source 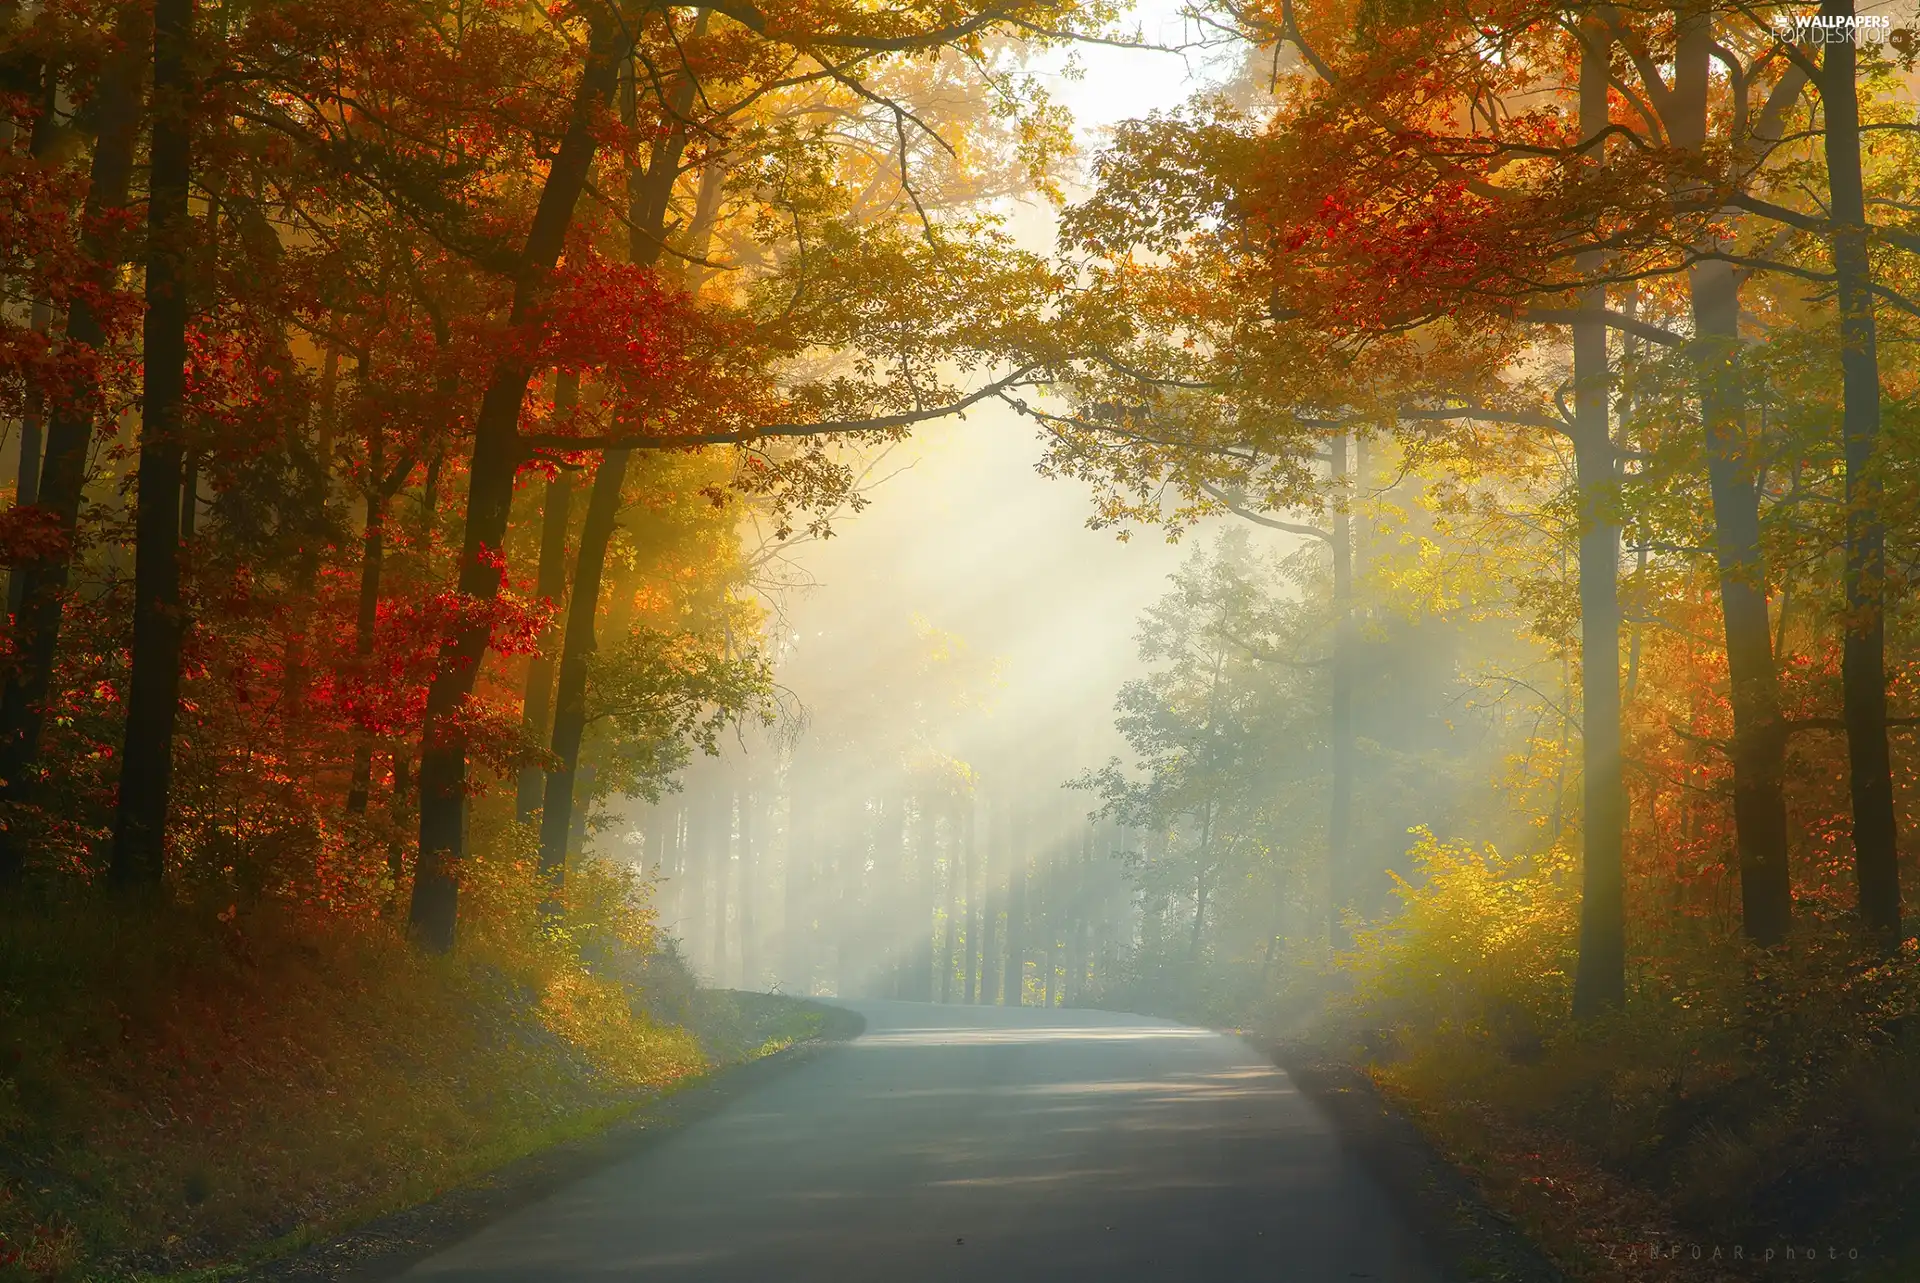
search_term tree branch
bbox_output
[1196,480,1332,541]
[1523,306,1686,346]
[518,368,1040,453]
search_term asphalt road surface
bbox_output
[400,1001,1444,1282]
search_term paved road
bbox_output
[402,1001,1443,1282]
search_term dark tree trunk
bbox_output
[1689,261,1790,946]
[9,66,59,620]
[516,379,578,823]
[1569,416,1625,1016]
[0,3,146,883]
[5,65,56,618]
[409,28,623,951]
[513,17,701,924]
[535,448,631,899]
[110,0,196,890]
[1570,25,1627,1017]
[1671,16,1791,948]
[8,299,49,619]
[1823,0,1901,948]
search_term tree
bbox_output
[1820,0,1901,946]
[110,0,196,889]
[1078,530,1300,962]
[0,0,146,883]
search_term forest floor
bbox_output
[0,901,837,1283]
[1270,1012,1920,1283]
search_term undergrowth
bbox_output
[1325,828,1920,1282]
[0,832,777,1282]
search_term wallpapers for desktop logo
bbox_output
[1775,9,1919,54]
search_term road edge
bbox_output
[231,1002,866,1283]
[1266,1040,1567,1283]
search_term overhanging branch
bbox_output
[1196,480,1332,542]
[517,368,1040,453]
[1523,307,1685,347]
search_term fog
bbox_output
[615,401,1259,997]
[594,14,1524,1004]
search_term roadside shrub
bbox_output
[1341,826,1578,1059]
[1320,820,1920,1279]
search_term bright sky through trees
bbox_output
[734,0,1249,870]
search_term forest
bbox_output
[2,0,1919,1279]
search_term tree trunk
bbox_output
[646,799,672,878]
[178,453,199,540]
[109,0,195,890]
[0,2,146,882]
[1003,801,1026,1007]
[783,770,811,994]
[1190,871,1210,962]
[679,772,707,960]
[911,793,935,1001]
[1069,823,1090,1005]
[281,342,337,722]
[345,471,389,815]
[508,16,702,925]
[962,796,978,1004]
[1691,260,1791,947]
[1570,24,1627,1017]
[5,71,56,610]
[1327,431,1353,949]
[739,782,758,989]
[941,800,957,1003]
[980,791,1000,1004]
[516,377,578,823]
[409,28,623,951]
[535,447,631,899]
[1823,0,1901,948]
[1043,835,1060,1006]
[387,745,412,874]
[8,299,49,618]
[1673,15,1791,948]
[1569,424,1625,1016]
[711,781,731,984]
[665,796,689,933]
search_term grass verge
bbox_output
[0,889,840,1283]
